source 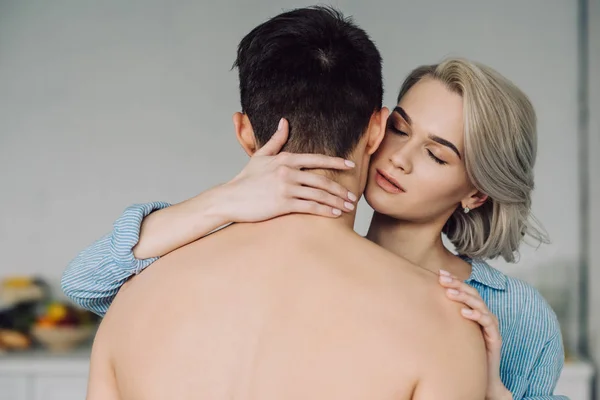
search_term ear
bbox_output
[365,107,390,155]
[461,189,488,211]
[233,112,257,156]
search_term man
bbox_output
[87,7,487,399]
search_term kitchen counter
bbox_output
[0,345,91,400]
[0,345,91,374]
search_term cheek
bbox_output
[371,133,397,160]
[412,166,470,208]
[370,144,388,164]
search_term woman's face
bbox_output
[365,77,476,224]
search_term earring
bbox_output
[463,206,470,214]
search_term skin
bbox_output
[86,109,488,400]
[365,78,510,399]
[83,77,519,399]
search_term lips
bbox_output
[375,169,405,194]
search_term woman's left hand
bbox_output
[438,270,513,400]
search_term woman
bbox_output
[62,58,566,400]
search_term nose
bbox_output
[389,141,413,174]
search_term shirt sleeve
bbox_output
[519,330,569,400]
[61,201,171,317]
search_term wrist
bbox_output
[188,183,235,228]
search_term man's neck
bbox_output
[261,210,357,234]
[297,169,362,231]
[232,167,362,234]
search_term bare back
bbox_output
[88,217,487,400]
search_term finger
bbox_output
[290,186,354,212]
[438,275,479,296]
[292,169,357,202]
[255,118,288,156]
[446,290,489,314]
[460,309,502,340]
[451,280,480,297]
[439,269,471,288]
[289,199,342,218]
[280,152,355,171]
[478,313,500,334]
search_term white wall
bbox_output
[0,0,580,338]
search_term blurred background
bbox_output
[0,0,598,399]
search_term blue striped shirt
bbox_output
[61,202,568,400]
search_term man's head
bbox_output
[232,6,387,167]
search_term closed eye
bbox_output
[427,150,447,165]
[387,119,447,165]
[387,122,407,136]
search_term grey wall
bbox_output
[0,0,582,344]
[587,0,600,396]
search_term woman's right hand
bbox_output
[133,118,357,260]
[222,118,358,222]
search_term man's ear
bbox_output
[233,112,258,156]
[365,107,389,155]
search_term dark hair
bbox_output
[233,6,383,158]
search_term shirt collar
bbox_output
[460,255,508,291]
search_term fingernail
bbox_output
[345,160,355,168]
[461,308,473,316]
[278,118,284,130]
[439,269,451,276]
[344,202,354,211]
[348,192,357,202]
[332,208,342,216]
[439,276,453,283]
[447,289,459,296]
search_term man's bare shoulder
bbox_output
[410,291,488,399]
[336,235,442,295]
[339,238,488,398]
[412,318,487,399]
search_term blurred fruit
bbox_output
[0,329,31,350]
[2,277,33,289]
[77,310,92,325]
[31,325,95,352]
[33,301,100,332]
[47,303,68,322]
[36,316,56,328]
[1,276,45,306]
[56,314,78,327]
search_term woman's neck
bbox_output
[365,212,471,279]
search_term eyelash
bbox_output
[427,150,447,165]
[387,123,448,166]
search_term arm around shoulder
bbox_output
[61,202,171,316]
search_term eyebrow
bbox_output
[393,106,462,159]
[394,106,412,125]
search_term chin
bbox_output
[364,181,424,222]
[364,182,399,216]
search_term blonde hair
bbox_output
[397,58,549,262]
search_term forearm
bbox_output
[61,234,124,316]
[62,202,171,316]
[133,184,233,259]
[515,323,566,400]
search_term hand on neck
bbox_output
[276,168,362,231]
